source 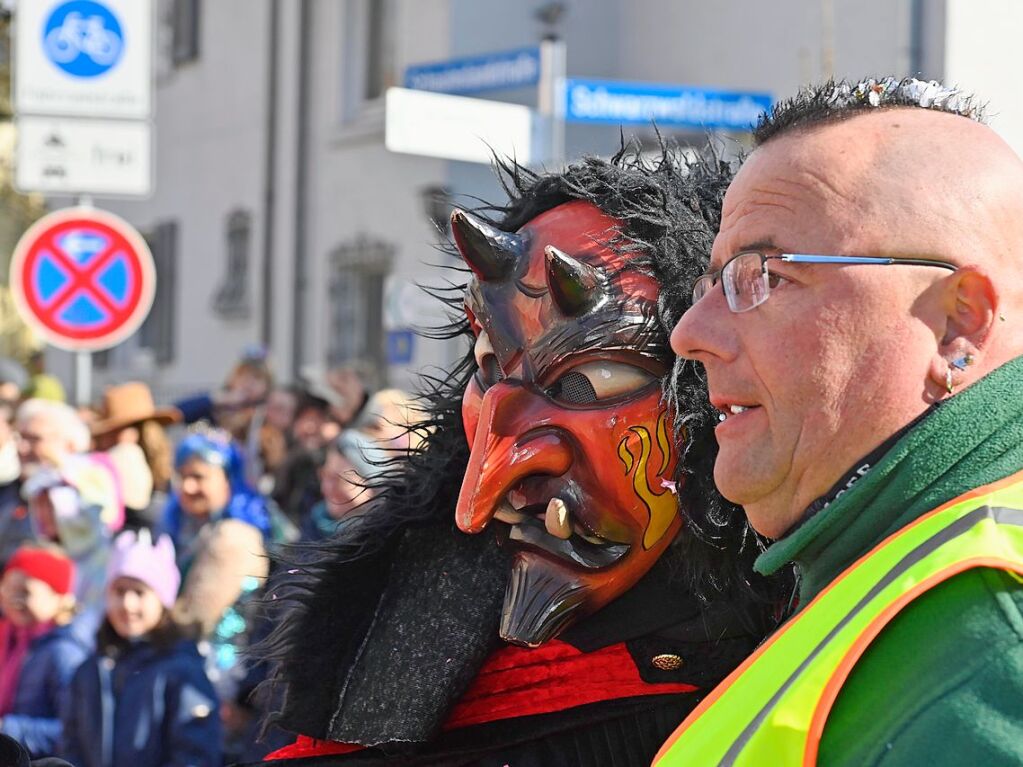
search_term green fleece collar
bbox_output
[755,354,1023,606]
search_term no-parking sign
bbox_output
[10,207,156,351]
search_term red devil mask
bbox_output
[452,200,683,647]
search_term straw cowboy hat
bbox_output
[90,382,181,437]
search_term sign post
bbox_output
[12,0,155,402]
[538,38,566,166]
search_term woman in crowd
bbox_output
[61,530,220,767]
[0,545,90,759]
[162,428,275,572]
[22,460,114,633]
[300,431,383,543]
[259,386,300,485]
[175,348,276,488]
[16,399,122,534]
[177,518,270,762]
[90,382,181,534]
[0,398,28,570]
[351,388,426,453]
[272,390,335,525]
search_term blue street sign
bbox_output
[404,46,541,96]
[563,78,772,132]
[43,1,124,78]
[386,330,415,365]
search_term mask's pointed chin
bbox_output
[498,554,589,647]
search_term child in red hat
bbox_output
[0,545,91,759]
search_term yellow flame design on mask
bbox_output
[617,411,676,550]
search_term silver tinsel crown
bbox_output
[827,77,984,121]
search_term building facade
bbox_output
[45,0,995,400]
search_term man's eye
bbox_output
[545,361,657,405]
[766,270,791,289]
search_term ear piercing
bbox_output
[951,353,974,371]
[946,353,974,394]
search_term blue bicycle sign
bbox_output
[42,1,124,78]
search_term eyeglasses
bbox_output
[692,252,958,313]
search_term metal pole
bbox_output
[538,37,566,167]
[73,193,92,405]
[74,350,91,406]
[261,0,280,349]
[290,0,311,378]
[820,0,835,78]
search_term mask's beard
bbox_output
[499,555,588,647]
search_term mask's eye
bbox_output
[476,354,503,391]
[545,361,657,405]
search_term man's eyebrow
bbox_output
[735,239,779,254]
[709,239,780,270]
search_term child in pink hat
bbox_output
[60,531,222,767]
[106,530,180,613]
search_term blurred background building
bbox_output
[0,0,1017,398]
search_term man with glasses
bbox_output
[656,77,1023,766]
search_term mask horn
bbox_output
[544,245,607,316]
[450,209,523,281]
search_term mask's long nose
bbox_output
[456,382,572,534]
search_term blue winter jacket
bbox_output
[61,639,221,767]
[1,623,91,757]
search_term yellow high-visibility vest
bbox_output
[654,470,1023,767]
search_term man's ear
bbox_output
[940,269,997,347]
[928,269,997,391]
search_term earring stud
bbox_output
[951,353,974,371]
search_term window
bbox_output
[363,0,395,102]
[140,221,178,365]
[171,0,200,66]
[341,0,397,122]
[212,209,251,319]
[328,236,394,379]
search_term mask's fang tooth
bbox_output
[544,497,572,540]
[495,500,527,524]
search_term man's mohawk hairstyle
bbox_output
[754,76,985,146]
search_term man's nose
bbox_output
[669,288,736,363]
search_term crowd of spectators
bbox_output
[0,348,425,766]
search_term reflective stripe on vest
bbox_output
[653,469,1023,767]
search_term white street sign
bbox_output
[14,0,153,119]
[15,116,151,196]
[385,87,538,165]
